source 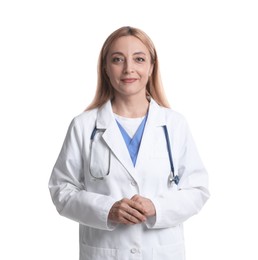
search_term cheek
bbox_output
[106,68,121,88]
[107,66,120,79]
[140,66,152,79]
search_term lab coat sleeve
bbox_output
[48,118,117,231]
[146,118,210,229]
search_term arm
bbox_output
[48,118,116,230]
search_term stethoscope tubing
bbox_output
[162,125,180,185]
[89,125,180,185]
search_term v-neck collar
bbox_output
[116,114,148,166]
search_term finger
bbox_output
[131,194,141,202]
[127,199,143,210]
[130,195,145,208]
[116,208,143,225]
[126,207,146,222]
[109,200,145,224]
[127,199,145,213]
[130,195,156,216]
[123,211,143,224]
[119,198,145,215]
[119,200,146,222]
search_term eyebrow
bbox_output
[110,51,147,56]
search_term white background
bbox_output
[1,0,257,259]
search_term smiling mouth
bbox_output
[121,78,137,83]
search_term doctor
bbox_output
[49,26,210,260]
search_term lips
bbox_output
[121,78,137,83]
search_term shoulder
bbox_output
[165,109,190,138]
[156,106,193,148]
[154,101,188,128]
[149,99,189,132]
[162,106,186,121]
[68,107,99,134]
[74,107,98,122]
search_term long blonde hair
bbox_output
[86,26,170,110]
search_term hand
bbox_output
[131,195,156,217]
[108,198,147,225]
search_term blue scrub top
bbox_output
[116,115,148,166]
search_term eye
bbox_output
[112,57,124,63]
[135,57,145,62]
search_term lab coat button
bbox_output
[130,248,137,254]
[131,181,137,186]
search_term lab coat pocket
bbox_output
[80,243,118,260]
[89,131,110,179]
[153,243,185,260]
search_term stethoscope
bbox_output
[89,125,180,185]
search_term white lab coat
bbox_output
[49,99,209,260]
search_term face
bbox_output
[105,36,153,98]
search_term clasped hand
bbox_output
[108,195,156,225]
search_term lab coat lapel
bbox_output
[135,99,166,168]
[96,101,136,178]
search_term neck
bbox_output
[112,94,150,118]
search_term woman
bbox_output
[49,26,210,260]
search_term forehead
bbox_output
[108,35,149,54]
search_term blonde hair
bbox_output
[86,26,170,110]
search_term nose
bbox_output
[123,59,134,74]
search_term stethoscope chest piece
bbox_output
[169,174,180,186]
